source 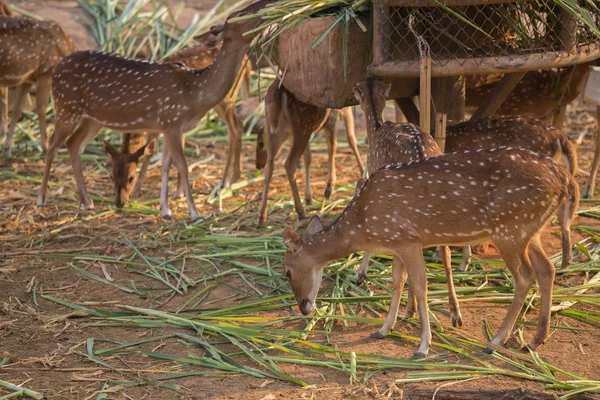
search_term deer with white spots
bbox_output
[256,79,365,228]
[37,0,271,221]
[283,147,579,358]
[0,15,76,156]
[103,27,253,207]
[0,0,14,141]
[352,78,464,327]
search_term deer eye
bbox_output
[285,270,292,281]
[128,175,135,183]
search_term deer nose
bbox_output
[115,199,124,208]
[299,299,314,315]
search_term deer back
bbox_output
[0,17,76,85]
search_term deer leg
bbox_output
[36,75,51,153]
[0,87,7,136]
[131,133,159,197]
[582,105,600,199]
[284,132,311,220]
[458,245,472,271]
[557,201,574,268]
[163,131,200,221]
[405,282,417,320]
[398,243,431,358]
[371,255,407,339]
[66,119,103,211]
[355,251,370,285]
[340,107,365,176]
[3,82,32,157]
[159,142,173,219]
[303,145,313,205]
[257,128,286,228]
[174,134,186,199]
[37,119,77,207]
[439,245,463,327]
[483,240,535,353]
[527,235,555,350]
[323,118,337,200]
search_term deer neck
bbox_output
[191,36,248,106]
[301,214,362,266]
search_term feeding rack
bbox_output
[370,0,600,77]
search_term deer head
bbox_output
[352,78,391,129]
[282,216,327,315]
[104,139,156,208]
[222,0,272,43]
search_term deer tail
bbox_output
[559,172,580,268]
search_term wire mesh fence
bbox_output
[373,0,600,74]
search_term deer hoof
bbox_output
[482,347,495,355]
[370,331,387,340]
[324,187,332,200]
[3,148,11,157]
[451,313,463,328]
[162,214,173,221]
[355,273,366,286]
[173,192,184,200]
[411,352,427,360]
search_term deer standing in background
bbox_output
[353,78,463,327]
[0,15,76,156]
[103,27,252,206]
[37,0,271,221]
[283,147,578,358]
[0,0,14,139]
[256,80,366,228]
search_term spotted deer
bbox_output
[257,80,366,228]
[0,15,76,156]
[283,147,578,358]
[353,78,464,327]
[0,0,14,139]
[37,0,271,221]
[103,27,252,206]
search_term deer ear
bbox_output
[103,139,119,159]
[305,216,323,237]
[384,83,392,98]
[352,86,364,102]
[355,178,366,194]
[283,228,302,253]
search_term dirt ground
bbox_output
[1,1,600,400]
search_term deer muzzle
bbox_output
[299,298,314,315]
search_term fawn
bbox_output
[353,78,464,327]
[37,0,270,221]
[283,147,579,358]
[103,27,252,206]
[256,79,366,228]
[0,15,76,156]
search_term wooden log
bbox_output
[471,72,525,120]
[394,102,407,123]
[434,113,447,153]
[419,57,432,134]
[277,16,418,109]
[403,387,599,400]
[583,66,600,104]
[369,48,600,78]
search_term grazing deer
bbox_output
[104,28,252,206]
[283,147,579,358]
[0,16,76,156]
[257,80,366,228]
[353,78,463,327]
[37,0,271,221]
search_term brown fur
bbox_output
[37,0,272,221]
[0,16,76,155]
[256,80,365,227]
[283,147,578,357]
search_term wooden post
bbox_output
[394,102,407,123]
[372,1,390,67]
[434,113,447,153]
[471,72,525,120]
[419,57,432,134]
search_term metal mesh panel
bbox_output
[378,0,600,68]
